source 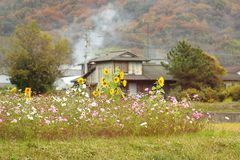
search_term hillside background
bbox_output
[0,0,240,67]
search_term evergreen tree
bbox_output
[161,40,226,90]
[5,20,73,93]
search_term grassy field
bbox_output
[1,81,240,159]
[1,123,240,160]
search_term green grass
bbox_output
[1,124,240,160]
[1,84,240,159]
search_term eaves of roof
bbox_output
[143,63,173,80]
[70,67,96,82]
[222,73,240,81]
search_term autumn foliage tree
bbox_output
[161,40,227,90]
[5,20,73,93]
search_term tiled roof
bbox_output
[222,65,240,81]
[90,50,149,62]
[143,63,173,80]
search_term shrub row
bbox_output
[169,85,240,102]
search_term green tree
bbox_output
[161,40,226,90]
[5,20,73,93]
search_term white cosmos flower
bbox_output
[225,117,230,120]
[82,84,87,88]
[91,102,97,106]
[140,122,147,126]
[85,93,89,98]
[62,97,67,101]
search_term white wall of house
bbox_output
[0,74,15,88]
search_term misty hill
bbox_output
[0,0,240,66]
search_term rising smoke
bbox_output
[72,3,133,64]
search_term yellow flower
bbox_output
[25,88,31,95]
[77,78,85,84]
[121,94,125,98]
[114,76,120,83]
[101,77,105,82]
[119,72,124,80]
[110,88,115,95]
[10,87,17,94]
[103,68,109,75]
[92,90,99,97]
[158,77,164,87]
[95,87,99,91]
[101,80,108,87]
[115,90,120,95]
[122,80,127,87]
[27,94,31,99]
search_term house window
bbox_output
[115,62,128,73]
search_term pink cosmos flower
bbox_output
[12,119,17,123]
[99,118,103,122]
[144,88,149,91]
[90,123,94,126]
[25,123,29,126]
[45,120,51,124]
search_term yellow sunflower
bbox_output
[110,88,115,95]
[92,90,99,97]
[122,80,127,87]
[77,78,85,84]
[114,76,120,83]
[95,87,99,91]
[103,68,109,75]
[10,87,17,94]
[101,80,108,87]
[115,90,120,95]
[158,77,164,87]
[25,88,31,95]
[119,72,124,80]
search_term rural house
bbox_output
[0,73,15,88]
[72,50,175,95]
[222,65,240,87]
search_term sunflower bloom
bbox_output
[10,87,17,94]
[119,72,124,80]
[158,77,164,87]
[95,87,99,91]
[77,78,85,84]
[114,76,120,83]
[92,90,99,97]
[122,80,127,87]
[103,68,109,75]
[115,90,120,95]
[102,80,108,87]
[25,88,31,95]
[110,88,115,95]
[27,94,31,99]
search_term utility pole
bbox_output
[83,26,92,74]
[144,21,154,58]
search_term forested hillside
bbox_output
[0,0,240,66]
